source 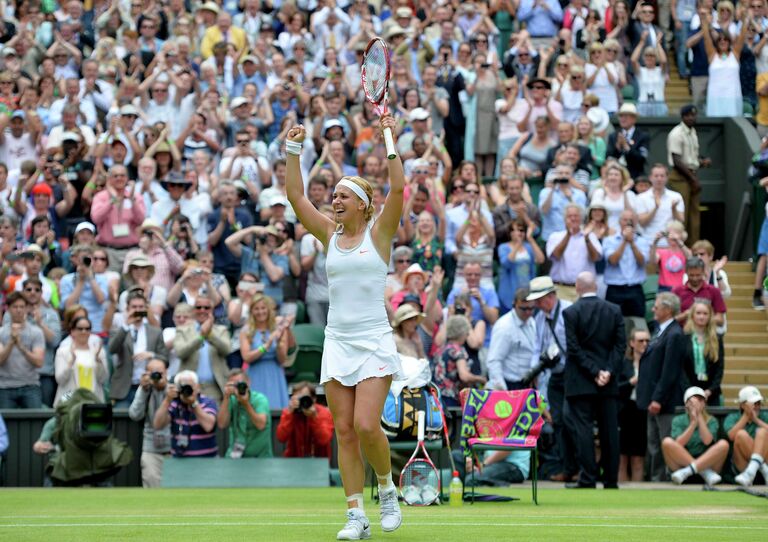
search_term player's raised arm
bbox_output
[285,125,335,246]
[372,115,404,250]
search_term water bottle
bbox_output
[449,470,463,507]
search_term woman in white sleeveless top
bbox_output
[702,10,749,117]
[631,41,668,117]
[286,116,404,539]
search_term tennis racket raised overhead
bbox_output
[399,410,440,506]
[361,37,397,159]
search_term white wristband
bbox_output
[285,140,302,156]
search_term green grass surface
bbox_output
[0,487,765,542]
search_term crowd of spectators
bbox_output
[0,0,766,488]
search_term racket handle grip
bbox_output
[383,127,397,160]
[417,410,425,442]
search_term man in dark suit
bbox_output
[606,103,649,179]
[636,292,687,481]
[562,272,626,488]
[109,291,169,408]
[628,2,668,54]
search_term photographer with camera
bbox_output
[276,382,334,459]
[128,358,172,487]
[153,370,219,458]
[109,291,169,408]
[122,219,185,293]
[217,369,272,458]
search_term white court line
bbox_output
[0,521,766,530]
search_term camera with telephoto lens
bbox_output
[236,382,249,395]
[554,177,570,184]
[82,256,92,267]
[522,345,561,386]
[179,384,194,398]
[455,305,466,315]
[150,371,162,382]
[296,395,314,412]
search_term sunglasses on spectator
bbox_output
[531,85,546,90]
[453,184,465,192]
[476,39,488,44]
[75,326,92,331]
[237,139,250,145]
[195,305,212,310]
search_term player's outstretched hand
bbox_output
[287,125,306,143]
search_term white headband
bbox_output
[335,178,370,207]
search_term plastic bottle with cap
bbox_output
[449,470,463,506]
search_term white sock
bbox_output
[746,454,764,475]
[377,472,395,492]
[346,493,364,511]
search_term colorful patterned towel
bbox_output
[459,388,545,455]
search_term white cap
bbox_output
[74,222,96,235]
[683,386,706,404]
[409,108,430,122]
[230,97,249,110]
[323,119,344,134]
[738,386,764,404]
[120,104,140,116]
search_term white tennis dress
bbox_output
[321,226,402,386]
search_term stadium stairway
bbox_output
[721,261,768,404]
[665,55,692,113]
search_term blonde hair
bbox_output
[247,293,277,339]
[691,240,715,258]
[684,301,721,362]
[337,175,375,223]
[666,220,688,241]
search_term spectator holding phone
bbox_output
[109,291,169,408]
[123,219,185,293]
[128,358,172,487]
[217,369,272,459]
[60,245,110,335]
[276,382,334,458]
[153,370,219,458]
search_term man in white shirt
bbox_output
[546,203,603,301]
[636,164,685,240]
[48,78,98,130]
[486,288,539,391]
[0,110,40,173]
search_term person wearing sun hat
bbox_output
[725,386,768,486]
[391,303,426,359]
[662,386,729,486]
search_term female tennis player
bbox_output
[286,115,404,540]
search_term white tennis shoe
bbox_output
[337,508,371,540]
[378,486,402,531]
[401,484,422,505]
[420,485,439,505]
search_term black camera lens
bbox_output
[236,382,249,395]
[150,371,162,381]
[179,384,194,397]
[555,178,570,183]
[455,305,466,315]
[82,256,92,267]
[298,395,314,411]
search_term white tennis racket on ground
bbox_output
[361,37,397,159]
[399,411,440,506]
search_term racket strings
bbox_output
[362,43,388,102]
[401,459,439,489]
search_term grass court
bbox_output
[0,485,765,542]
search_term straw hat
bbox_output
[391,304,425,328]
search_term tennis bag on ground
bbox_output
[381,385,443,440]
